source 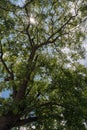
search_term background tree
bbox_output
[0,0,87,129]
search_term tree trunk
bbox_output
[0,115,18,130]
[0,125,11,130]
[0,117,11,130]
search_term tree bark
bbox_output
[0,115,38,130]
[0,116,12,130]
[0,114,18,130]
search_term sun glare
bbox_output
[30,17,36,24]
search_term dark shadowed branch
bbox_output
[15,117,38,127]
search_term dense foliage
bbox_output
[0,0,87,129]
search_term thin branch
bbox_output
[37,15,77,49]
[38,101,64,108]
[0,43,17,98]
[0,44,12,76]
[25,24,33,48]
[0,5,11,12]
[37,32,69,48]
[24,3,34,48]
[23,0,34,8]
[0,1,18,12]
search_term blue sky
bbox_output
[10,0,25,7]
[1,90,10,98]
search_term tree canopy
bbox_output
[0,0,87,129]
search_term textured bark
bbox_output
[0,114,19,130]
[0,116,12,130]
[0,114,38,129]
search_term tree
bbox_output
[0,0,87,129]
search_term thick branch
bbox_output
[15,117,38,127]
[15,47,37,101]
